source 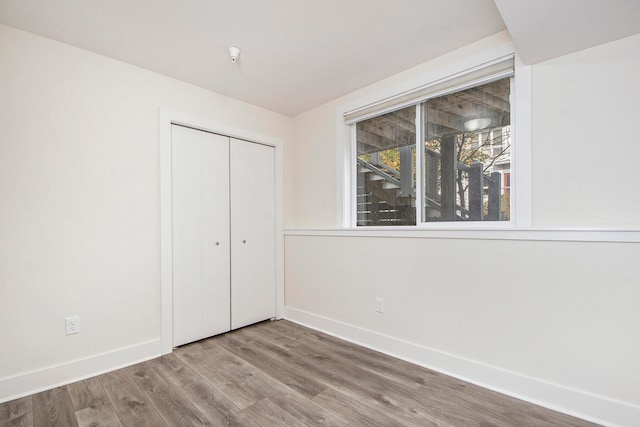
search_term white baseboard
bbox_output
[285,307,640,427]
[0,339,161,403]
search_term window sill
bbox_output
[283,227,640,243]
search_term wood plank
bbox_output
[174,340,265,409]
[153,353,261,427]
[266,320,435,389]
[312,388,408,427]
[32,387,78,427]
[182,334,345,425]
[242,324,424,426]
[216,331,328,400]
[274,322,520,425]
[238,369,348,427]
[232,326,444,426]
[244,398,307,427]
[274,319,452,388]
[0,396,33,427]
[127,361,213,426]
[177,339,262,385]
[241,321,304,351]
[99,368,167,427]
[67,377,122,427]
[223,325,328,384]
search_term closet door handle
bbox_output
[242,239,247,244]
[215,241,220,246]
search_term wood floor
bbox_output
[1,320,599,427]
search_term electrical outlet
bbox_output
[375,297,384,313]
[66,316,79,335]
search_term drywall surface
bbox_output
[291,103,340,226]
[532,33,640,227]
[0,24,292,399]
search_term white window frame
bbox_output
[337,52,531,230]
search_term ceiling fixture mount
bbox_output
[229,46,240,64]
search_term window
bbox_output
[422,78,511,222]
[356,105,416,225]
[347,57,514,227]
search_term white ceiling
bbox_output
[1,1,638,116]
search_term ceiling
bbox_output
[1,0,639,116]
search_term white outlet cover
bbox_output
[66,316,80,335]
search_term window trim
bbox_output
[337,52,531,230]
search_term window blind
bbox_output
[343,55,514,125]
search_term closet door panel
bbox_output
[172,126,202,346]
[172,125,230,347]
[230,138,275,329]
[201,133,231,338]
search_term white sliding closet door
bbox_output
[172,125,230,347]
[230,138,276,329]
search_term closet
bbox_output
[171,124,275,347]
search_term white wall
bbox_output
[286,33,640,426]
[532,33,640,226]
[0,24,293,400]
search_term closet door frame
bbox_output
[159,109,285,355]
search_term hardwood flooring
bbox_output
[0,320,600,426]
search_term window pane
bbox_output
[422,78,511,222]
[356,106,416,226]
